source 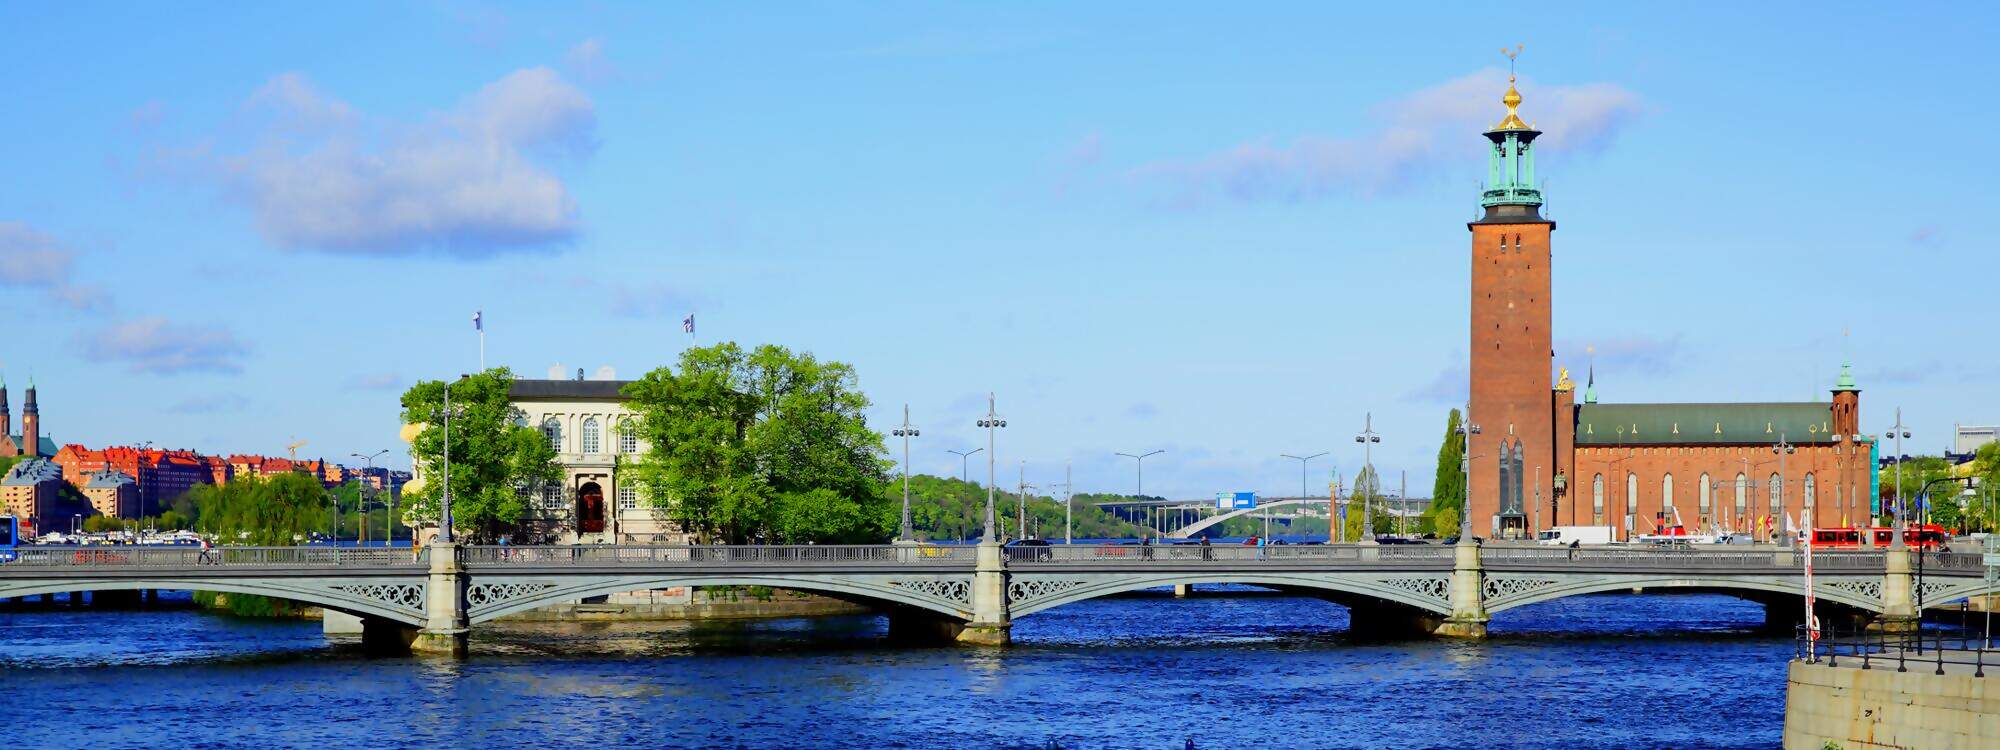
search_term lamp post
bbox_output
[1456,411,1482,541]
[1774,434,1797,545]
[1115,449,1163,532]
[1280,451,1327,541]
[1885,409,1911,549]
[892,405,920,542]
[430,375,468,544]
[946,447,983,542]
[1355,413,1382,543]
[1016,463,1036,543]
[976,394,1006,544]
[351,449,388,547]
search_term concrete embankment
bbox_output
[324,587,871,634]
[1783,657,1999,749]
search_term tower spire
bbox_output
[1480,45,1542,213]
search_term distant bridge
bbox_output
[2,543,1989,653]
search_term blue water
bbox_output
[1,590,1790,749]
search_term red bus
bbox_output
[1808,528,1864,548]
[1867,525,1951,551]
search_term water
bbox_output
[2,590,1790,749]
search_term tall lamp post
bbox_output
[892,405,920,542]
[1280,451,1328,541]
[1355,413,1382,543]
[351,449,388,547]
[1885,410,1911,548]
[946,447,984,542]
[430,375,468,544]
[1115,449,1164,532]
[975,394,1006,544]
[1456,411,1482,541]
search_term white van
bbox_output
[1535,526,1615,546]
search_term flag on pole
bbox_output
[682,314,695,334]
[473,310,483,331]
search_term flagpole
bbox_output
[474,309,486,371]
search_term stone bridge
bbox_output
[2,542,1991,654]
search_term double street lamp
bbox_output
[892,405,920,542]
[1115,449,1164,533]
[1280,452,1328,541]
[1885,409,1912,548]
[429,375,469,544]
[1355,413,1382,543]
[1456,411,1482,541]
[976,394,1006,544]
[351,449,389,547]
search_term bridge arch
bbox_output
[0,578,428,626]
[1480,575,1886,615]
[462,574,976,625]
[1006,573,1453,619]
[1169,499,1316,539]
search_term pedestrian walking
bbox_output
[1200,536,1212,561]
[1567,538,1580,561]
[197,536,215,565]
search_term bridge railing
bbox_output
[1006,543,1454,564]
[0,546,423,568]
[1479,546,1890,571]
[460,545,978,566]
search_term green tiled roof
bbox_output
[1575,403,1848,446]
[6,435,58,456]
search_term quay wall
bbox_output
[1783,659,1998,749]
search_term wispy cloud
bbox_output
[178,67,596,257]
[344,371,402,391]
[1132,69,1642,208]
[564,37,617,83]
[81,317,250,374]
[1405,360,1468,404]
[168,394,250,414]
[1556,335,1685,376]
[0,222,112,312]
[1910,225,1942,246]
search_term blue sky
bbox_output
[2,2,1995,497]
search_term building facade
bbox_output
[1,458,66,532]
[80,470,140,519]
[1463,76,1874,540]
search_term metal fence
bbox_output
[1482,546,1896,571]
[1005,543,1455,564]
[0,546,423,568]
[1797,625,2000,677]
[461,544,979,566]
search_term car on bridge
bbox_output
[1005,538,1053,561]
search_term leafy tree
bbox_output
[186,473,331,545]
[400,368,562,543]
[1428,409,1465,521]
[1433,507,1460,540]
[1875,455,1957,526]
[624,343,893,544]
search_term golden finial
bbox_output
[1494,44,1530,131]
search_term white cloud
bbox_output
[1133,69,1643,207]
[1405,360,1468,404]
[344,372,402,391]
[0,222,111,311]
[82,317,250,374]
[564,37,616,83]
[205,68,596,257]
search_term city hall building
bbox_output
[1464,76,1873,540]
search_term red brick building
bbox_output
[1464,76,1873,540]
[54,445,216,517]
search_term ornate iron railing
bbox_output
[0,546,424,568]
[460,544,978,566]
[1480,546,1897,571]
[1005,543,1454,564]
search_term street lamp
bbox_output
[892,405,920,542]
[352,449,388,547]
[1456,411,1482,541]
[1355,413,1382,543]
[1885,409,1911,549]
[1280,452,1328,541]
[975,394,1006,544]
[1115,449,1164,532]
[429,375,469,544]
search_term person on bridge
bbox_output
[197,536,215,565]
[1199,536,1211,561]
[1140,535,1154,560]
[1568,539,1580,561]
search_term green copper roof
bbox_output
[1575,403,1846,446]
[1833,361,1857,390]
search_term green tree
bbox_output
[400,368,562,542]
[623,343,893,544]
[1428,409,1465,523]
[186,473,331,545]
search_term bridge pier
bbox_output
[412,542,469,656]
[1434,538,1489,639]
[1874,545,1919,634]
[957,540,1011,646]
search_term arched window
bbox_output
[618,421,638,453]
[1699,473,1712,520]
[541,418,562,452]
[1768,472,1783,521]
[582,417,601,454]
[1592,474,1605,523]
[1803,473,1817,524]
[1626,473,1638,532]
[1662,474,1676,518]
[1735,473,1748,528]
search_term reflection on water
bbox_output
[2,589,1788,749]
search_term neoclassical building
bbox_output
[1463,74,1875,540]
[406,375,688,544]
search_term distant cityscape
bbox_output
[1,382,408,535]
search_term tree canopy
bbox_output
[185,473,330,545]
[399,368,562,542]
[1426,408,1465,533]
[622,343,894,544]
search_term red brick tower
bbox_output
[1467,72,1556,538]
[21,379,39,458]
